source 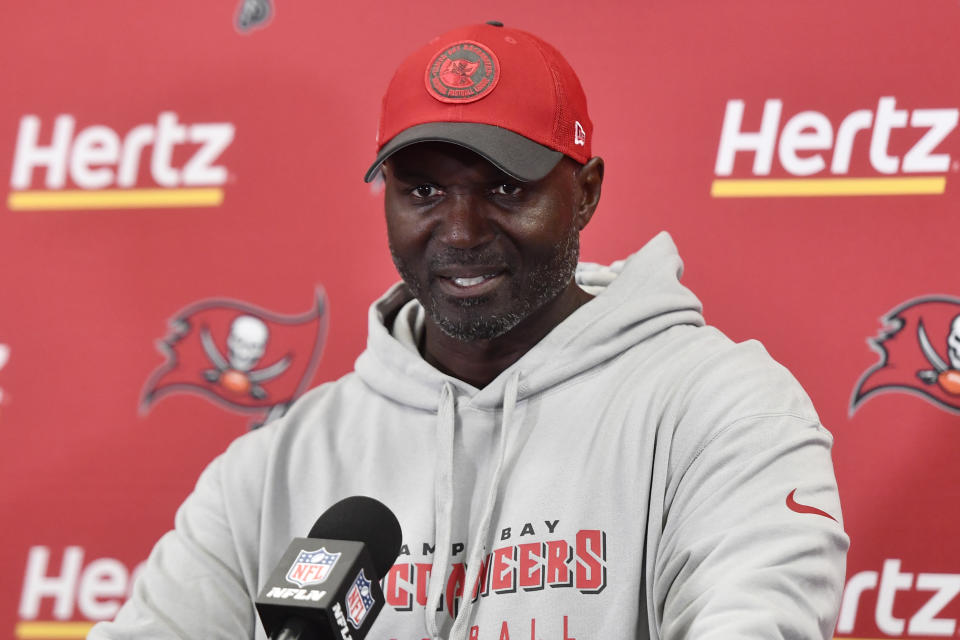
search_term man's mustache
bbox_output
[428,247,509,271]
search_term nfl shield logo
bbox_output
[346,569,376,629]
[285,548,341,587]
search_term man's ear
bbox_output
[575,156,604,231]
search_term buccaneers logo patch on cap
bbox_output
[425,40,499,103]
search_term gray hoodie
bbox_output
[90,231,848,639]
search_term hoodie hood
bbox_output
[355,231,704,408]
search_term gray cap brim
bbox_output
[363,122,563,183]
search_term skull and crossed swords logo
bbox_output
[916,314,960,396]
[200,315,291,399]
[852,297,960,415]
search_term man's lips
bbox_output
[433,268,506,296]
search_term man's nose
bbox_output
[435,195,495,249]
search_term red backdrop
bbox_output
[2,2,959,638]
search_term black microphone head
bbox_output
[307,496,402,577]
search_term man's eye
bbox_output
[412,185,440,198]
[492,184,522,196]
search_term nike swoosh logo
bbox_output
[786,489,837,522]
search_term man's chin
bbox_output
[426,297,524,342]
[433,314,523,342]
[435,291,494,309]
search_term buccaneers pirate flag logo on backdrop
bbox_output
[141,290,328,426]
[852,296,960,415]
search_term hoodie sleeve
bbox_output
[652,340,849,640]
[87,428,272,640]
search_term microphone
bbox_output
[255,496,403,640]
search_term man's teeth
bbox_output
[453,275,492,287]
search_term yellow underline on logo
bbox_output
[7,188,224,210]
[14,621,95,638]
[711,176,946,197]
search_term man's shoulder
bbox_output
[657,328,822,461]
[644,322,803,386]
[614,323,819,431]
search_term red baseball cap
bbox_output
[363,21,593,183]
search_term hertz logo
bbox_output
[712,97,958,197]
[8,112,235,210]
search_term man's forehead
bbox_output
[385,142,520,181]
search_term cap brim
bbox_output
[363,122,564,183]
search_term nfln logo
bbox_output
[712,97,958,198]
[7,112,235,211]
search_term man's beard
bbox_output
[391,229,581,342]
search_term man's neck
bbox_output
[421,284,593,388]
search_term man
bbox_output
[90,22,847,639]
